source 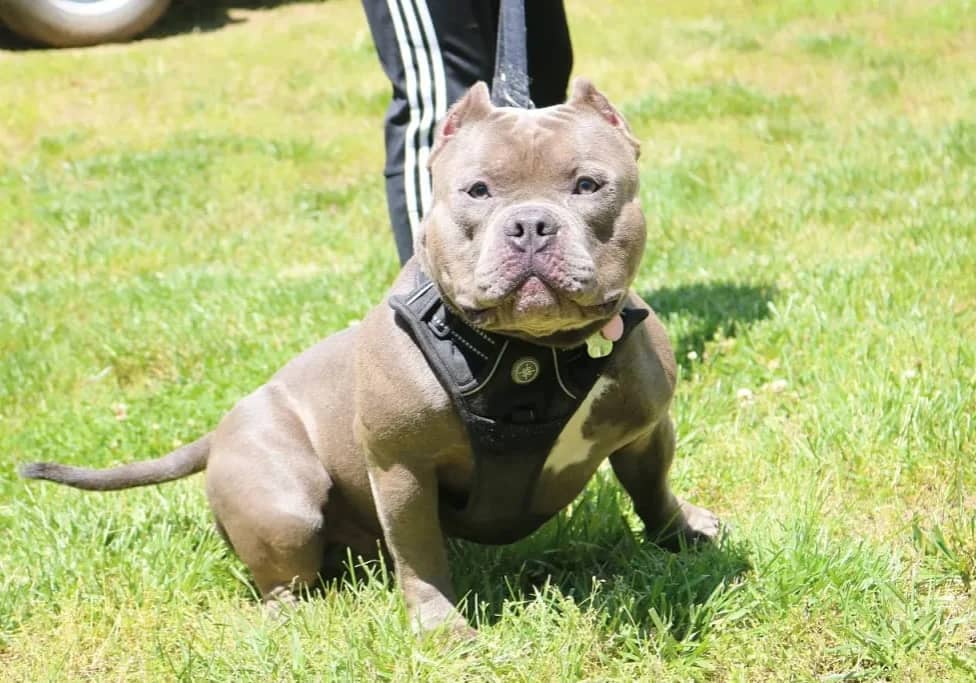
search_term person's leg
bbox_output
[362,0,423,263]
[363,1,497,265]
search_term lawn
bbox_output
[1,0,974,679]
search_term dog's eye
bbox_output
[467,182,491,199]
[574,176,601,194]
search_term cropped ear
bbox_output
[568,78,640,159]
[429,82,493,166]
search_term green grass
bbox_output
[2,0,975,679]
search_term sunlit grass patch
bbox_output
[624,82,798,124]
[1,0,974,680]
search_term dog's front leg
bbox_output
[366,457,474,638]
[610,415,720,549]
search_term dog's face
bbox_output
[417,79,645,347]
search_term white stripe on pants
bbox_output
[385,0,448,245]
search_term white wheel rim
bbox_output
[50,0,140,17]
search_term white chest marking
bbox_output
[542,376,615,476]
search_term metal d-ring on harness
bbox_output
[389,1,649,542]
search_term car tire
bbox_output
[0,0,171,48]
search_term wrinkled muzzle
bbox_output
[474,202,597,310]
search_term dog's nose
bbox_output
[503,206,560,252]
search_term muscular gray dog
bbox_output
[21,79,718,637]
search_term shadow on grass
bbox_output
[0,1,327,51]
[446,477,751,642]
[642,281,776,368]
[146,0,327,40]
[307,478,750,645]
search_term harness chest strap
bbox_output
[389,274,648,533]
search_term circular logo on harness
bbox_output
[511,356,541,385]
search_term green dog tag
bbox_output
[586,333,613,359]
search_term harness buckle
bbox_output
[428,315,452,339]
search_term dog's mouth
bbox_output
[456,277,624,345]
[460,285,621,321]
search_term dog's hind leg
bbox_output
[205,390,333,607]
[209,461,330,606]
[208,457,330,606]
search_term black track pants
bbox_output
[362,0,573,264]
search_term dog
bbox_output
[21,79,719,637]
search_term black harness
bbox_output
[389,273,647,541]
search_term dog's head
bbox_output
[417,78,645,347]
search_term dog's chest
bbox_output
[438,375,624,543]
[541,375,615,476]
[522,376,625,514]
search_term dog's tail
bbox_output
[19,433,212,491]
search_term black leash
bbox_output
[491,0,533,108]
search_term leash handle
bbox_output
[492,0,533,108]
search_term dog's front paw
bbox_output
[676,498,720,543]
[647,498,720,551]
